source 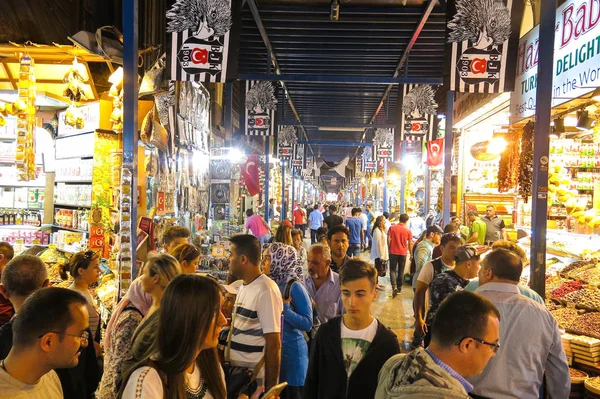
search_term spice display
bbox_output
[570,368,588,380]
[574,268,600,285]
[518,121,534,200]
[560,260,595,277]
[546,276,569,293]
[497,130,521,192]
[551,281,584,300]
[550,307,580,330]
[563,289,600,310]
[586,377,600,394]
[568,312,600,339]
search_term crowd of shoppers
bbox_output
[0,201,572,399]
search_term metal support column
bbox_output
[424,165,430,216]
[290,167,296,220]
[224,83,233,137]
[123,0,138,277]
[264,138,270,222]
[400,143,406,213]
[530,0,556,298]
[281,162,286,220]
[443,91,455,225]
[383,160,388,213]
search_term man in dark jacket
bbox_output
[304,259,400,399]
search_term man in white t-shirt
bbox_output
[304,259,400,399]
[227,234,283,392]
[413,234,460,340]
[0,287,89,399]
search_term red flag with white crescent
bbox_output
[426,138,444,166]
[241,153,260,196]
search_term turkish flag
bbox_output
[426,138,444,166]
[241,153,260,196]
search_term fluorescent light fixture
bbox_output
[317,126,366,132]
[0,91,70,108]
[564,116,578,127]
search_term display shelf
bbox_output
[54,179,92,184]
[0,224,47,230]
[52,224,89,234]
[54,203,92,208]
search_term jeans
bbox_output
[259,233,272,245]
[389,254,406,291]
[310,229,319,244]
[347,243,361,257]
[295,224,306,236]
[365,228,372,248]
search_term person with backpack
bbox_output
[261,243,313,399]
[413,234,461,347]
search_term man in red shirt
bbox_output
[293,204,306,236]
[387,214,413,297]
[0,242,15,326]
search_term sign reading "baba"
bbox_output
[511,0,600,122]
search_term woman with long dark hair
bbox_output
[119,274,228,399]
[99,254,180,399]
[370,216,389,290]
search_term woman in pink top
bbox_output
[245,209,272,244]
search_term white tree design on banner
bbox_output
[373,128,394,160]
[278,125,297,159]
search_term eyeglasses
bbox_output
[39,331,90,342]
[456,336,500,353]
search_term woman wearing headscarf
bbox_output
[261,242,312,399]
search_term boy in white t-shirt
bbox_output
[304,259,400,399]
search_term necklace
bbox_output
[184,373,208,399]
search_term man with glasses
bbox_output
[0,287,89,398]
[375,291,500,398]
[469,249,570,399]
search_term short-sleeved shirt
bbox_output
[426,270,470,326]
[359,214,368,230]
[345,218,363,245]
[308,210,324,230]
[293,209,305,225]
[341,318,378,378]
[246,214,270,238]
[417,258,454,286]
[483,215,506,243]
[0,366,63,399]
[470,219,487,245]
[365,211,374,228]
[229,274,283,379]
[388,223,413,255]
[303,271,344,324]
[324,214,343,229]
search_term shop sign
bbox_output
[445,0,526,93]
[166,0,242,82]
[57,102,101,137]
[511,0,600,122]
[399,85,437,142]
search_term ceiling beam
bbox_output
[238,73,443,85]
[246,0,315,158]
[354,0,440,156]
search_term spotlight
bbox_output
[553,118,565,133]
[576,110,594,130]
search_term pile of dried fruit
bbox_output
[551,281,584,300]
[550,307,579,329]
[570,368,588,379]
[568,312,600,338]
[563,289,600,310]
[560,260,595,277]
[498,131,521,192]
[574,268,600,285]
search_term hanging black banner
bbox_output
[445,0,525,93]
[399,84,437,141]
[166,0,242,82]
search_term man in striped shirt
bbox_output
[227,234,283,391]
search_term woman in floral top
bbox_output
[98,254,180,399]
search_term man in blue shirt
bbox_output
[308,204,324,245]
[345,208,364,257]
